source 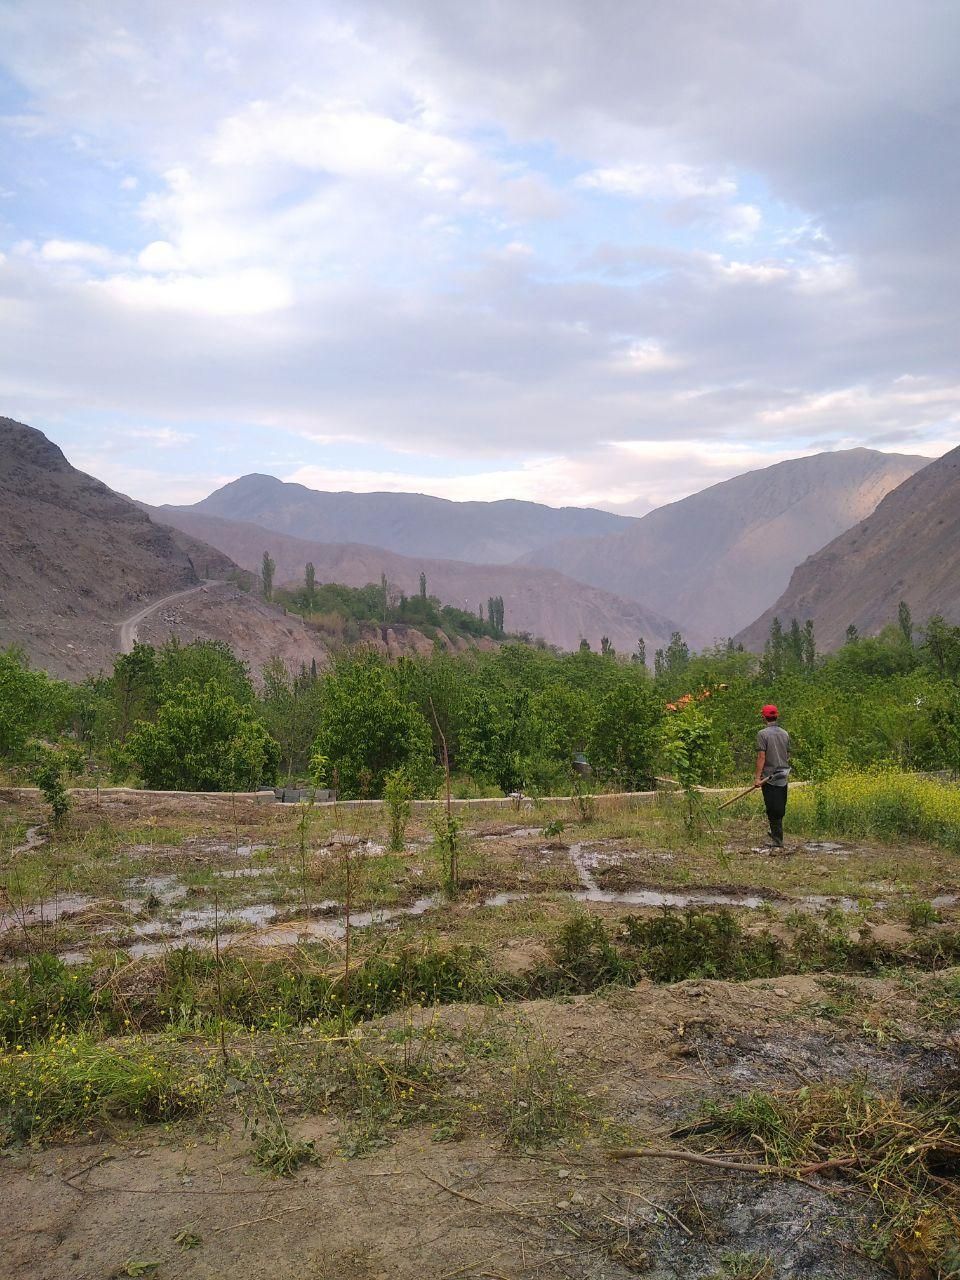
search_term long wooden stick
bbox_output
[717,780,763,811]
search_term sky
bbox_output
[0,0,957,513]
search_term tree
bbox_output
[579,639,591,653]
[0,649,73,760]
[305,562,316,607]
[129,681,280,791]
[898,600,913,647]
[600,636,615,657]
[633,637,647,667]
[587,681,661,788]
[419,572,427,600]
[155,638,254,706]
[845,623,860,645]
[802,619,816,670]
[921,616,960,679]
[310,652,434,798]
[662,631,690,675]
[761,617,786,679]
[261,551,276,602]
[787,618,804,668]
[109,642,160,739]
[486,596,505,637]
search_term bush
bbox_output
[621,909,783,982]
[128,680,280,791]
[384,767,413,852]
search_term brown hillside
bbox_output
[736,448,959,652]
[521,449,927,645]
[148,506,679,655]
[0,417,328,679]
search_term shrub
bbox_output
[128,680,280,791]
[384,767,414,852]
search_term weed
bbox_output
[383,768,413,853]
[546,913,631,991]
[620,909,783,983]
[0,1033,220,1142]
[707,1253,773,1280]
[789,771,960,852]
[542,818,566,839]
[497,1017,590,1149]
[906,896,941,930]
[705,1080,960,1276]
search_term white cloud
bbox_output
[95,268,292,316]
[40,239,117,266]
[577,162,735,201]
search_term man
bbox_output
[753,704,791,847]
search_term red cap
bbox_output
[761,704,779,720]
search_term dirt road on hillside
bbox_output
[118,582,217,653]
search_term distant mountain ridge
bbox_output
[189,473,635,564]
[148,505,681,656]
[736,447,960,652]
[519,448,928,645]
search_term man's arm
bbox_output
[754,750,766,785]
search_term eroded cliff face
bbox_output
[737,448,960,652]
[0,418,326,679]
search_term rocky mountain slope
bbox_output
[188,473,634,564]
[0,417,328,679]
[147,506,679,655]
[520,449,927,645]
[737,448,959,652]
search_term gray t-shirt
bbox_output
[756,723,791,784]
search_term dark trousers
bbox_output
[761,782,788,843]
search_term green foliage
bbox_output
[310,651,434,798]
[0,648,75,760]
[384,767,414,852]
[432,807,464,896]
[789,770,960,850]
[660,701,730,787]
[34,749,71,825]
[586,680,660,787]
[549,914,629,990]
[128,680,280,791]
[620,909,783,983]
[277,577,504,643]
[0,1034,219,1142]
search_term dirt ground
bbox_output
[1,790,959,1279]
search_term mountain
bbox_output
[736,448,960,652]
[520,449,928,646]
[147,506,680,655]
[188,473,634,564]
[0,417,329,679]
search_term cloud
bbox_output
[576,162,735,201]
[0,0,956,510]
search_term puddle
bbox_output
[123,874,187,907]
[479,826,545,841]
[12,825,48,856]
[214,866,277,879]
[0,893,95,934]
[567,843,859,912]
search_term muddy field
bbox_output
[1,790,958,1280]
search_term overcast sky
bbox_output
[0,0,956,511]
